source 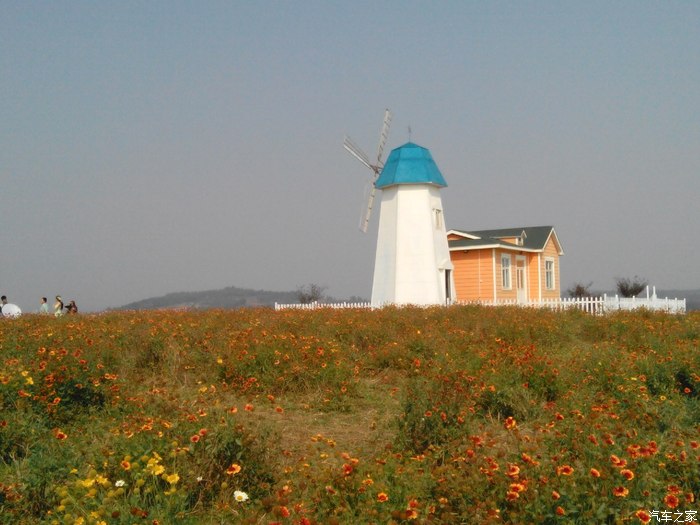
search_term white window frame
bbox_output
[545,257,555,290]
[501,254,512,290]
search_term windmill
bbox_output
[343,111,456,306]
[343,109,392,232]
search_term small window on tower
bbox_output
[434,209,443,229]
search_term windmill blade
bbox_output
[343,136,372,170]
[375,109,392,164]
[359,184,377,233]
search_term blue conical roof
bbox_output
[375,142,447,189]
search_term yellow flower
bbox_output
[95,474,109,486]
[163,472,180,485]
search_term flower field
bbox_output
[0,306,698,524]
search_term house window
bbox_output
[501,254,512,289]
[545,258,555,290]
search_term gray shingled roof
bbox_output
[448,226,563,253]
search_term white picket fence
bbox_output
[459,294,686,315]
[275,293,686,314]
[274,301,373,311]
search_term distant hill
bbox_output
[118,286,699,312]
[117,286,301,310]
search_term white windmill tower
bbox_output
[344,111,455,306]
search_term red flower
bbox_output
[613,486,629,498]
[555,506,565,516]
[377,492,389,502]
[664,493,679,509]
[504,417,517,430]
[590,468,601,478]
[635,510,651,524]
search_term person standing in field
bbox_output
[54,296,64,317]
[39,297,50,314]
[1,295,22,317]
[66,300,78,314]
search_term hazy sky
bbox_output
[2,1,699,312]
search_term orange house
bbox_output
[447,226,564,303]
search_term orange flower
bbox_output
[664,493,679,509]
[377,492,389,502]
[121,460,131,470]
[190,435,200,443]
[613,486,629,498]
[556,506,565,516]
[610,454,627,468]
[551,490,561,500]
[556,465,574,476]
[509,483,526,493]
[590,468,601,478]
[244,404,254,412]
[54,429,68,440]
[506,490,519,501]
[620,469,634,481]
[506,464,520,478]
[226,463,242,475]
[504,417,517,430]
[634,510,651,524]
